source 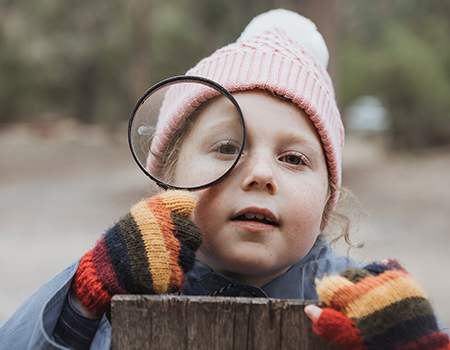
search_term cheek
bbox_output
[287,187,327,259]
[289,179,328,228]
[191,187,220,233]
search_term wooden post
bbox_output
[111,295,337,350]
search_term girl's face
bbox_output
[174,90,329,287]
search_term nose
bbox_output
[240,152,278,194]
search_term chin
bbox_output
[226,255,293,278]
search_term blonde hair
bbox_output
[322,181,364,254]
[150,102,208,185]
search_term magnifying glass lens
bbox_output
[129,77,245,190]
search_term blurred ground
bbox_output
[0,122,449,327]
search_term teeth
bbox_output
[244,213,273,222]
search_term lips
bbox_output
[231,207,279,227]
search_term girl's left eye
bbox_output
[279,153,308,166]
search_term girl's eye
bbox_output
[212,141,240,156]
[219,143,238,155]
[279,153,308,166]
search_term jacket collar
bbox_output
[182,234,359,300]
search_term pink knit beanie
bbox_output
[150,9,344,204]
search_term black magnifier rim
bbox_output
[128,75,246,191]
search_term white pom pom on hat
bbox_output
[237,9,329,69]
[149,9,344,212]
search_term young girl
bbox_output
[1,9,448,350]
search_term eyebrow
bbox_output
[202,119,243,134]
[277,131,324,157]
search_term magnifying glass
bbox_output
[128,76,246,190]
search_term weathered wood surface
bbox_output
[111,295,338,350]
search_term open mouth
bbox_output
[231,212,279,226]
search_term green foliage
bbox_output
[0,0,252,124]
[1,0,450,150]
[339,0,450,149]
[0,0,132,124]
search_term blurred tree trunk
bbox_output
[0,2,10,123]
[302,0,339,80]
[241,0,340,81]
[128,0,153,100]
[73,64,98,124]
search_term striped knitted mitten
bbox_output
[72,190,202,317]
[313,260,450,350]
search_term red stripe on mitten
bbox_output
[314,307,367,350]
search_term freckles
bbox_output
[289,185,326,229]
[291,182,324,207]
[192,195,215,235]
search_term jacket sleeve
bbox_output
[0,261,111,350]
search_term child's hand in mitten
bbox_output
[305,260,450,350]
[72,190,202,317]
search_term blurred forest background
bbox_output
[1,0,450,150]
